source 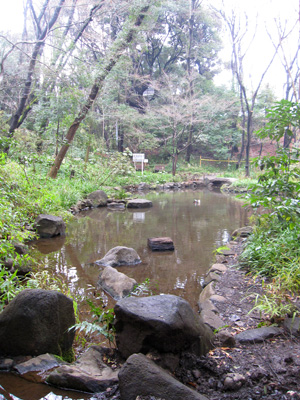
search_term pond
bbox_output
[0,188,248,400]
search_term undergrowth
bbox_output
[241,100,300,321]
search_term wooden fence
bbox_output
[199,156,245,167]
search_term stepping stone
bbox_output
[148,237,174,251]
[127,199,153,208]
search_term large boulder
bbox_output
[87,190,108,207]
[127,199,153,209]
[96,246,141,267]
[0,289,75,357]
[114,294,213,359]
[98,266,137,300]
[34,214,66,238]
[118,353,208,400]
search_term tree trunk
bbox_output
[245,111,253,177]
[118,125,124,152]
[48,2,153,178]
[172,153,178,176]
[185,0,195,163]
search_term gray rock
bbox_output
[198,299,218,314]
[235,326,282,343]
[203,271,221,287]
[127,199,153,209]
[194,180,206,188]
[231,226,253,238]
[107,202,126,210]
[209,263,228,274]
[0,358,15,371]
[87,190,108,207]
[47,347,118,393]
[73,199,93,212]
[147,237,174,251]
[224,373,246,390]
[114,294,213,359]
[96,246,141,267]
[0,289,75,357]
[34,214,66,238]
[283,317,300,337]
[163,183,174,190]
[118,353,208,400]
[146,350,180,373]
[138,183,150,191]
[3,258,32,275]
[208,178,233,189]
[198,282,216,304]
[14,353,64,383]
[214,329,236,347]
[98,266,137,300]
[13,242,28,255]
[199,301,225,331]
[210,294,227,303]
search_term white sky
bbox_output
[207,0,300,98]
[0,0,299,98]
[0,0,24,33]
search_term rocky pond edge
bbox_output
[2,180,300,399]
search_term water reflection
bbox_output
[0,373,89,400]
[0,189,249,400]
[30,189,248,310]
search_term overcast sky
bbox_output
[205,0,299,98]
[0,0,299,98]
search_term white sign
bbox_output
[143,87,155,97]
[132,153,145,162]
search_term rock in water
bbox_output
[34,215,66,238]
[87,190,108,207]
[98,266,137,300]
[127,199,153,208]
[96,246,141,267]
[147,237,174,251]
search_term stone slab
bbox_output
[148,237,174,251]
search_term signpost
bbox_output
[133,153,145,174]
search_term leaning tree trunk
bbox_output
[48,2,153,178]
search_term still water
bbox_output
[0,189,248,400]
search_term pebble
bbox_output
[223,372,246,390]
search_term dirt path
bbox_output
[175,238,300,400]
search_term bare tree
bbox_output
[267,11,300,147]
[217,5,279,176]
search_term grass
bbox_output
[240,218,300,320]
